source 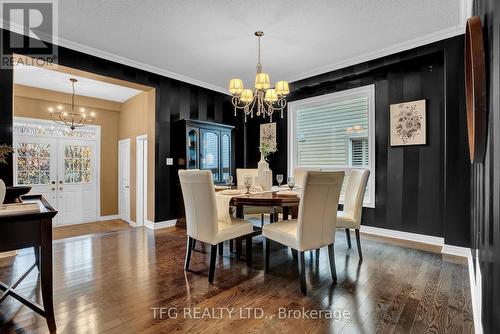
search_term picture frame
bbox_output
[390,99,427,146]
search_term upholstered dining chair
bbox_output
[336,169,370,261]
[236,168,275,225]
[178,169,254,283]
[262,171,344,295]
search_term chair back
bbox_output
[297,171,344,250]
[178,170,218,243]
[343,169,370,225]
[236,168,258,189]
[293,167,321,187]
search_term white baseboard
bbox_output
[360,225,444,246]
[144,219,177,230]
[98,214,120,221]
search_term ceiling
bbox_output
[12,0,470,94]
[14,64,143,102]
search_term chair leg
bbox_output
[236,237,242,260]
[328,244,337,282]
[315,248,320,258]
[229,239,234,253]
[261,214,264,227]
[297,251,307,295]
[192,239,197,250]
[246,235,252,267]
[218,242,224,256]
[345,229,351,248]
[355,229,363,261]
[184,237,194,271]
[33,246,40,270]
[208,244,218,284]
[291,248,298,265]
[264,237,270,272]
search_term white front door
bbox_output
[13,119,100,226]
[118,139,131,224]
[57,139,98,225]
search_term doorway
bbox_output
[118,139,131,224]
[13,117,100,226]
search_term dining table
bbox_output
[216,187,301,260]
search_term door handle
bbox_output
[124,185,130,189]
[51,181,56,185]
[59,187,63,190]
[51,187,56,191]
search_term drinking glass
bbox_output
[276,174,284,187]
[287,177,295,191]
[225,175,233,189]
[244,175,253,194]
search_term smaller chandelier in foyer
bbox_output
[229,31,290,122]
[49,78,95,130]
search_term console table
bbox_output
[0,195,57,333]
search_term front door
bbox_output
[13,119,99,226]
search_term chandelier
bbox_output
[49,78,95,130]
[228,31,290,122]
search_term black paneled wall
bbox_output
[238,36,470,247]
[472,1,500,332]
[0,29,232,222]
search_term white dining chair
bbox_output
[336,169,370,261]
[236,168,276,225]
[262,171,344,295]
[178,169,254,283]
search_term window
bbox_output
[288,85,375,207]
[16,143,51,185]
[64,145,93,183]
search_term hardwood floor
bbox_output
[52,219,132,240]
[0,226,473,334]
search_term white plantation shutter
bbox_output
[350,138,368,167]
[296,97,368,166]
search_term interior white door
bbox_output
[13,136,59,224]
[118,139,131,224]
[57,139,98,225]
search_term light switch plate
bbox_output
[166,158,173,165]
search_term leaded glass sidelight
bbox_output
[16,143,51,185]
[64,145,93,183]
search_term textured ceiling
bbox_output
[9,0,470,93]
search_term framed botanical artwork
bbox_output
[260,122,277,151]
[390,99,426,146]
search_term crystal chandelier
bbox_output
[228,31,290,122]
[49,78,95,130]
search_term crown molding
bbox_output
[288,24,465,83]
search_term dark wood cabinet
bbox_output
[173,119,234,223]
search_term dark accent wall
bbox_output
[235,36,470,247]
[472,1,500,333]
[0,29,232,222]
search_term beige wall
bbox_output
[119,90,155,222]
[13,84,120,216]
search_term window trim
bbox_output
[287,84,376,208]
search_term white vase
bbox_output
[0,179,5,205]
[257,153,273,191]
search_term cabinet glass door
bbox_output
[221,132,231,181]
[186,127,199,169]
[200,129,220,182]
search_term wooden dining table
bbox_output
[227,190,300,259]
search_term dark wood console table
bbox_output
[0,195,58,333]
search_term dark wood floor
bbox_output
[0,225,474,334]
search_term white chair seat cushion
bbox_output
[336,211,358,229]
[214,218,254,244]
[244,206,275,215]
[262,219,301,250]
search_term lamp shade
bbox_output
[264,89,278,103]
[229,78,244,95]
[240,89,254,103]
[275,81,290,96]
[255,72,271,90]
